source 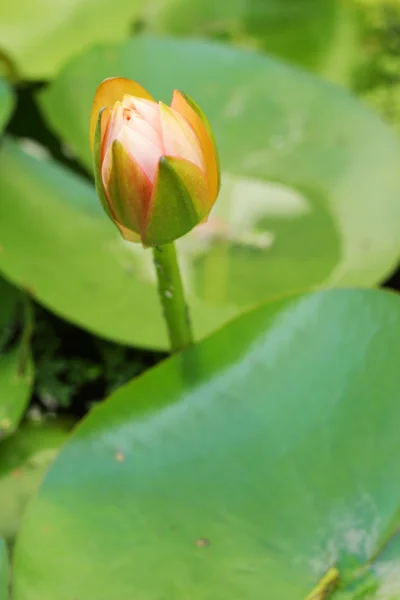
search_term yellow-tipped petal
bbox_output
[93,108,114,222]
[99,106,112,163]
[159,102,204,169]
[89,77,154,151]
[171,90,220,203]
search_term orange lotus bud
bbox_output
[90,77,220,246]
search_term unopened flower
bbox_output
[90,77,220,246]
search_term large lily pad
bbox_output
[13,288,400,599]
[1,38,400,349]
[0,0,142,79]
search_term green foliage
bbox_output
[32,307,100,410]
[32,305,161,409]
[353,1,400,130]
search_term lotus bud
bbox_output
[89,77,220,246]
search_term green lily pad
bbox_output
[0,419,71,542]
[1,38,400,348]
[12,289,400,599]
[0,1,142,79]
[0,79,13,135]
[0,540,7,600]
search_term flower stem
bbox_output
[152,242,193,352]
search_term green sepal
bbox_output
[142,157,208,246]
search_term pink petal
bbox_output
[159,103,205,170]
[101,102,125,162]
[123,109,162,149]
[117,125,164,183]
[125,96,163,139]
